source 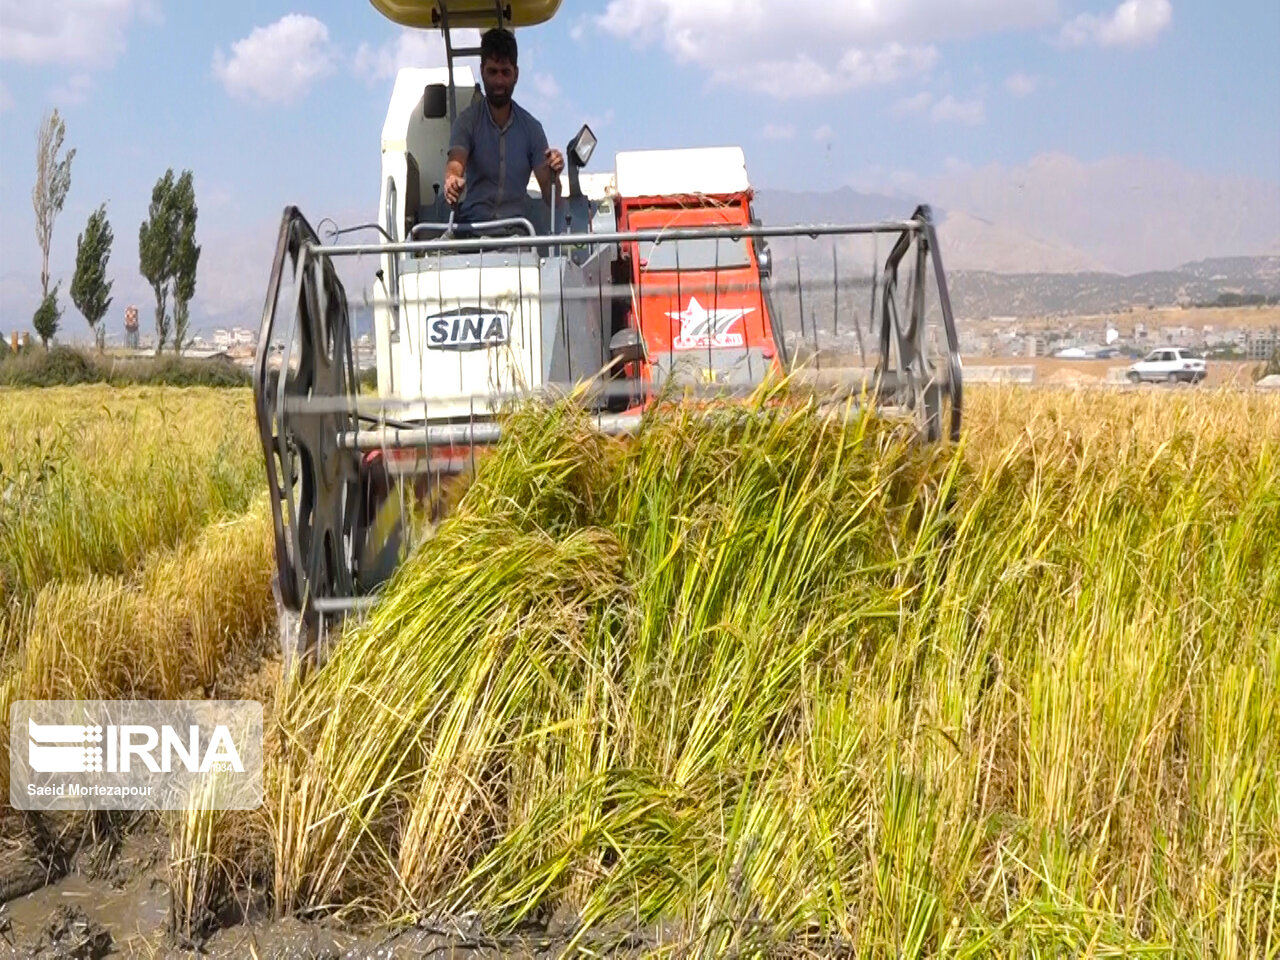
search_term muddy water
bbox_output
[0,641,600,955]
[3,870,167,955]
[1,866,638,958]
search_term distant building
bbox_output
[1246,328,1280,362]
[124,305,140,350]
[3,331,32,353]
[1160,325,1196,345]
[213,327,256,350]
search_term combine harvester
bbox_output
[253,0,964,665]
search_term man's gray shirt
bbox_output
[449,99,549,223]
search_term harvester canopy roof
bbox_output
[368,0,562,29]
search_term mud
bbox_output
[0,813,656,959]
[0,810,167,958]
[2,876,649,959]
[1,661,659,958]
[16,904,114,959]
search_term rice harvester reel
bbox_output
[252,0,964,667]
[254,210,365,666]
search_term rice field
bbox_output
[0,387,263,614]
[2,383,1278,957]
[0,387,274,793]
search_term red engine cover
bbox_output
[617,194,781,388]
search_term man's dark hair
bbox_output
[480,28,518,66]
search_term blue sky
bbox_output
[1,0,1277,336]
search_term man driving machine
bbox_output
[443,28,565,225]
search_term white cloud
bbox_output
[1005,71,1039,96]
[520,69,562,117]
[893,91,935,115]
[700,44,937,99]
[1060,0,1172,47]
[352,28,479,83]
[594,0,1058,98]
[813,124,834,143]
[213,15,336,105]
[894,91,985,123]
[531,72,561,100]
[762,123,796,140]
[930,94,985,124]
[0,0,150,68]
[0,80,13,113]
[50,73,93,106]
[584,106,616,130]
[837,44,939,90]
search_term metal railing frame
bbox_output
[254,204,963,635]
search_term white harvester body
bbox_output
[391,258,545,419]
[374,66,620,421]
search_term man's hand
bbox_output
[545,148,565,177]
[444,173,466,205]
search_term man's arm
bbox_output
[444,107,473,206]
[528,117,564,208]
[532,149,566,208]
[533,159,556,208]
[444,148,468,206]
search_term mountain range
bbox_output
[753,174,1280,319]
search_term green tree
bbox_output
[33,109,75,301]
[171,171,200,355]
[71,204,114,352]
[139,170,179,355]
[32,285,63,348]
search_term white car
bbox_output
[1126,348,1207,384]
